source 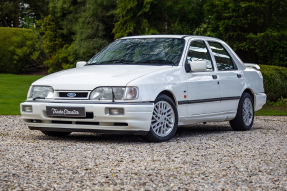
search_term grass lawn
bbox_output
[0,74,286,116]
[0,74,44,115]
[255,104,287,116]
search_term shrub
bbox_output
[260,65,287,101]
[0,27,46,74]
[44,45,76,74]
[267,96,287,107]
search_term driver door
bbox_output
[185,40,221,117]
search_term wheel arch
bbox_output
[157,90,178,106]
[243,88,255,102]
[242,88,256,109]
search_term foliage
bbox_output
[202,0,287,67]
[0,0,49,28]
[260,65,287,101]
[113,0,206,39]
[0,27,46,74]
[44,45,76,73]
[2,0,287,78]
[0,74,44,115]
[41,15,64,58]
[267,97,287,107]
[49,0,117,58]
[39,0,116,73]
[0,1,15,27]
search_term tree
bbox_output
[0,0,19,27]
[113,0,206,39]
[0,0,49,28]
[41,0,117,73]
[202,0,287,66]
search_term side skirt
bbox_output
[178,111,237,126]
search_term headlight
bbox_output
[29,86,54,99]
[90,87,139,100]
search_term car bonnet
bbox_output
[32,65,172,90]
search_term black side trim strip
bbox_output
[24,101,154,105]
[28,127,148,135]
[178,96,240,105]
[222,96,241,101]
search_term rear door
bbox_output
[207,41,245,113]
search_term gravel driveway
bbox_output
[0,115,286,190]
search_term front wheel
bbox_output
[229,92,254,131]
[142,94,178,142]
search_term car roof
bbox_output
[121,34,222,41]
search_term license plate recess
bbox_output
[46,106,86,117]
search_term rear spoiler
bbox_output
[244,63,260,70]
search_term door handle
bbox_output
[237,74,242,78]
[212,75,218,79]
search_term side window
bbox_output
[188,41,213,71]
[208,41,235,71]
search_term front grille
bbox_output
[59,92,88,98]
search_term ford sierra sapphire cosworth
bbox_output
[20,35,266,142]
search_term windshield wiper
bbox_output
[90,59,134,65]
[136,59,176,65]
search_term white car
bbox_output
[20,35,266,142]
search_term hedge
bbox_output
[260,65,287,101]
[0,27,45,74]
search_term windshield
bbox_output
[88,38,185,66]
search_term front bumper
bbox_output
[20,101,154,135]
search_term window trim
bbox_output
[207,40,238,71]
[186,40,215,73]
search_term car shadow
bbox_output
[33,132,143,143]
[30,123,240,143]
[175,124,233,138]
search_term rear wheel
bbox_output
[142,94,178,142]
[229,92,254,131]
[41,131,71,137]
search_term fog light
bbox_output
[109,108,124,115]
[22,105,32,112]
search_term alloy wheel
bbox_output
[151,101,175,137]
[242,98,253,126]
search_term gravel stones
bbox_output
[0,115,287,190]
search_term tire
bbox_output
[229,92,254,131]
[41,131,71,137]
[142,94,178,142]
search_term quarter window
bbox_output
[188,41,213,71]
[208,41,235,70]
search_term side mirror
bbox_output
[189,60,207,72]
[76,61,87,68]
